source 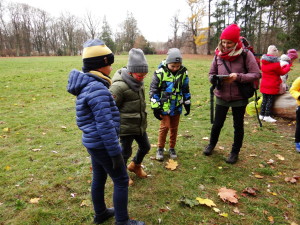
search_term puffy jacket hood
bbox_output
[261,54,280,65]
[67,69,91,96]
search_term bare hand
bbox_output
[224,73,238,83]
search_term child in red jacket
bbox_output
[259,45,291,122]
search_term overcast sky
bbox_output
[11,0,205,42]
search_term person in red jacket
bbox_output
[259,45,291,122]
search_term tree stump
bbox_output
[273,92,297,120]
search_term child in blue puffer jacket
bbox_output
[67,39,145,225]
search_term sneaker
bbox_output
[225,152,239,164]
[259,115,264,120]
[296,143,300,153]
[169,148,177,159]
[127,161,147,178]
[115,219,145,225]
[156,148,164,161]
[94,208,115,224]
[203,144,215,156]
[263,116,277,123]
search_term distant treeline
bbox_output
[0,0,299,56]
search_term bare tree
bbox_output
[170,10,182,48]
[83,11,100,39]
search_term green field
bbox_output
[0,55,299,225]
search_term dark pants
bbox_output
[210,104,246,153]
[87,148,129,223]
[296,106,300,143]
[260,93,275,117]
[120,132,151,165]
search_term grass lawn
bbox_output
[0,55,299,225]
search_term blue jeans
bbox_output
[87,148,129,223]
[120,132,151,164]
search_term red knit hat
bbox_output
[220,24,241,43]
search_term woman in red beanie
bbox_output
[203,24,261,164]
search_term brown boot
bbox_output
[127,161,147,178]
[129,177,134,186]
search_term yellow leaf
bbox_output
[275,154,285,160]
[196,197,216,207]
[254,174,264,179]
[4,165,11,171]
[213,207,220,213]
[268,216,274,224]
[165,159,178,171]
[29,198,40,204]
[220,213,228,217]
[202,137,209,140]
[3,127,10,132]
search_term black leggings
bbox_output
[260,93,275,117]
[210,104,246,153]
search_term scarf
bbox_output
[215,40,243,61]
[121,68,143,92]
[88,70,112,86]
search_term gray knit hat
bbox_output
[166,48,182,64]
[127,48,148,73]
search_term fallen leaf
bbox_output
[165,159,178,171]
[4,165,11,171]
[267,189,277,196]
[159,208,170,213]
[31,148,41,152]
[242,187,258,196]
[219,213,228,217]
[233,207,245,216]
[202,137,209,140]
[29,198,40,204]
[284,177,297,184]
[254,174,264,179]
[290,222,298,225]
[275,154,285,161]
[267,159,275,164]
[218,187,239,204]
[61,126,67,129]
[179,196,199,208]
[3,127,10,132]
[80,199,91,207]
[196,197,216,207]
[249,154,257,157]
[268,216,274,224]
[218,146,225,150]
[213,207,221,213]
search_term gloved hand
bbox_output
[153,108,163,120]
[184,104,190,116]
[111,153,125,170]
[211,75,219,85]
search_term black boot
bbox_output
[203,144,215,156]
[225,152,239,164]
[115,219,145,225]
[94,208,115,224]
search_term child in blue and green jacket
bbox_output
[149,48,191,161]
